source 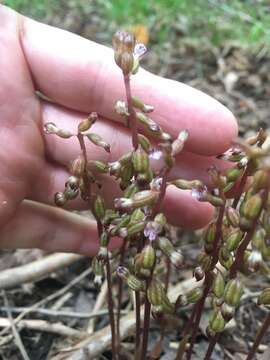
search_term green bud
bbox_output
[242,193,263,220]
[138,134,151,152]
[204,222,216,244]
[154,213,167,227]
[262,212,270,236]
[90,160,109,173]
[94,195,106,219]
[186,287,203,304]
[92,257,104,288]
[252,169,269,192]
[225,229,243,251]
[225,167,243,182]
[140,245,156,270]
[226,207,240,227]
[127,221,145,237]
[56,128,73,139]
[219,248,234,270]
[86,133,111,153]
[130,208,145,223]
[171,179,204,191]
[197,252,211,271]
[224,279,243,307]
[209,310,226,333]
[132,190,159,208]
[116,266,145,291]
[212,272,225,298]
[78,116,94,132]
[258,287,270,305]
[132,96,154,113]
[147,280,174,313]
[132,147,150,173]
[124,183,139,198]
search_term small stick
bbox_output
[246,312,270,360]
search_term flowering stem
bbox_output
[134,292,141,360]
[204,334,220,360]
[232,164,250,209]
[124,74,138,150]
[105,258,117,360]
[186,203,225,360]
[141,287,151,360]
[246,312,270,360]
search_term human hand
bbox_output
[0,5,237,254]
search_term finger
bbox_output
[19,12,238,155]
[0,200,122,254]
[41,102,231,185]
[31,161,214,229]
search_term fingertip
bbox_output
[162,186,214,229]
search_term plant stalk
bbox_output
[246,312,270,360]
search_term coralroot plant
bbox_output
[44,31,270,360]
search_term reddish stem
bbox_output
[124,75,138,150]
[135,291,141,360]
[141,290,151,360]
[186,204,225,360]
[232,165,250,209]
[204,333,220,360]
[246,312,270,360]
[106,258,117,360]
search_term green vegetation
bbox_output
[4,0,270,48]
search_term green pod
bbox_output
[242,193,263,220]
[91,160,109,173]
[127,221,145,237]
[94,195,106,219]
[86,133,110,152]
[204,222,216,244]
[252,170,269,192]
[212,272,225,298]
[130,208,145,223]
[225,167,243,182]
[209,310,226,333]
[226,207,240,227]
[186,287,203,304]
[127,274,145,292]
[171,179,204,191]
[225,229,243,251]
[124,183,139,198]
[224,279,243,307]
[140,245,156,270]
[258,287,270,305]
[132,190,159,208]
[263,212,270,236]
[157,236,174,257]
[138,134,151,153]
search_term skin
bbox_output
[0,5,238,255]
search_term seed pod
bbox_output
[204,222,216,244]
[193,267,205,281]
[92,257,104,288]
[209,310,226,333]
[54,192,67,207]
[204,193,225,207]
[136,112,162,133]
[130,208,145,223]
[64,187,79,200]
[172,129,189,155]
[247,250,262,272]
[132,190,159,208]
[137,169,153,187]
[239,217,253,231]
[57,129,73,139]
[86,133,111,153]
[220,303,235,321]
[117,266,145,291]
[219,248,233,270]
[212,272,225,298]
[94,195,106,219]
[225,229,243,252]
[154,213,167,227]
[147,280,174,313]
[123,183,138,198]
[186,287,203,304]
[78,117,92,132]
[132,96,154,113]
[90,160,109,173]
[171,179,204,191]
[138,134,151,153]
[261,238,270,261]
[258,287,270,305]
[225,167,243,182]
[70,157,85,177]
[242,193,263,220]
[224,279,243,307]
[114,197,133,210]
[253,170,269,192]
[197,252,211,271]
[132,147,150,173]
[127,221,145,237]
[226,207,240,227]
[140,245,156,270]
[120,52,134,75]
[252,228,265,250]
[110,215,131,236]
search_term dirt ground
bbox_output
[0,3,269,360]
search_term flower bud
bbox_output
[54,192,67,207]
[86,133,111,153]
[220,303,235,321]
[116,266,145,291]
[226,207,240,227]
[89,160,109,174]
[154,213,167,227]
[225,229,243,252]
[258,287,270,305]
[120,52,134,75]
[110,215,131,236]
[186,287,203,304]
[172,129,189,156]
[204,222,216,244]
[225,167,243,182]
[147,280,174,313]
[136,112,162,134]
[132,147,150,173]
[193,266,205,281]
[132,96,154,113]
[212,272,225,298]
[140,245,156,270]
[44,122,59,134]
[144,221,162,241]
[219,248,233,270]
[70,157,85,178]
[209,310,226,333]
[252,169,269,192]
[127,221,146,237]
[197,252,211,271]
[94,195,106,219]
[224,279,243,307]
[78,116,93,133]
[123,183,138,198]
[92,257,104,288]
[130,208,145,223]
[242,193,263,220]
[171,179,204,191]
[132,190,159,208]
[138,134,151,153]
[57,129,73,139]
